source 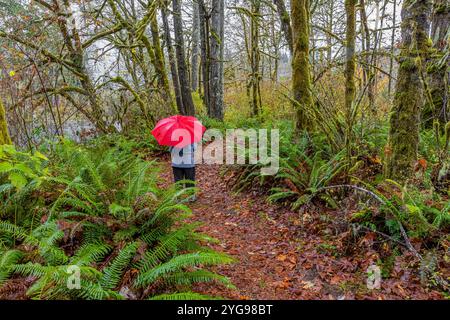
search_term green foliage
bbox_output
[0,249,22,285]
[354,180,449,239]
[226,126,347,210]
[0,138,233,300]
[269,150,347,209]
[0,144,50,223]
[135,252,234,288]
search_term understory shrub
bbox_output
[0,138,234,300]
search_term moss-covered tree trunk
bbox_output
[344,0,357,163]
[291,0,313,131]
[249,0,262,117]
[191,0,200,92]
[150,15,175,114]
[385,0,432,181]
[198,0,211,110]
[273,0,293,55]
[0,99,12,145]
[425,0,449,124]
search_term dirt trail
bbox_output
[159,161,444,300]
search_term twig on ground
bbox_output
[306,184,449,291]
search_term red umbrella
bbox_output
[151,115,206,148]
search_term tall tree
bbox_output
[172,0,196,116]
[150,15,175,112]
[161,2,183,114]
[191,0,200,92]
[209,0,225,120]
[388,0,398,95]
[198,0,211,109]
[344,0,357,161]
[249,0,262,116]
[386,0,433,180]
[273,0,293,54]
[426,0,449,124]
[0,99,12,145]
[291,0,313,130]
[359,0,375,113]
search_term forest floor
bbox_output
[158,158,445,300]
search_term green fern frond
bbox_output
[0,250,23,284]
[138,224,197,273]
[70,242,112,266]
[78,280,124,300]
[135,252,234,288]
[163,269,235,289]
[100,241,139,290]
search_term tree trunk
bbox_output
[161,2,184,114]
[150,15,175,113]
[198,0,211,110]
[359,0,375,113]
[0,99,12,145]
[426,0,449,124]
[273,0,293,55]
[388,0,397,95]
[386,0,432,181]
[172,0,196,116]
[191,0,200,92]
[345,0,356,116]
[344,0,357,168]
[218,0,225,116]
[250,0,262,116]
[291,0,313,130]
[209,0,225,120]
[326,1,334,64]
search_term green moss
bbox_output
[0,99,12,145]
[400,58,417,71]
[291,0,313,130]
[386,0,432,181]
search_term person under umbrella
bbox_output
[151,115,206,201]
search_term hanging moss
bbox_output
[0,99,12,145]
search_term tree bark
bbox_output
[388,0,397,95]
[172,0,196,116]
[0,99,12,145]
[161,3,184,115]
[386,0,432,181]
[273,0,293,55]
[209,0,225,120]
[344,0,357,166]
[150,15,175,113]
[359,0,375,113]
[291,0,313,130]
[426,0,449,124]
[249,0,262,116]
[191,0,200,92]
[198,0,211,110]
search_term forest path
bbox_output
[157,159,442,300]
[158,160,343,300]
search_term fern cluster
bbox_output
[0,138,234,300]
[226,127,347,210]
